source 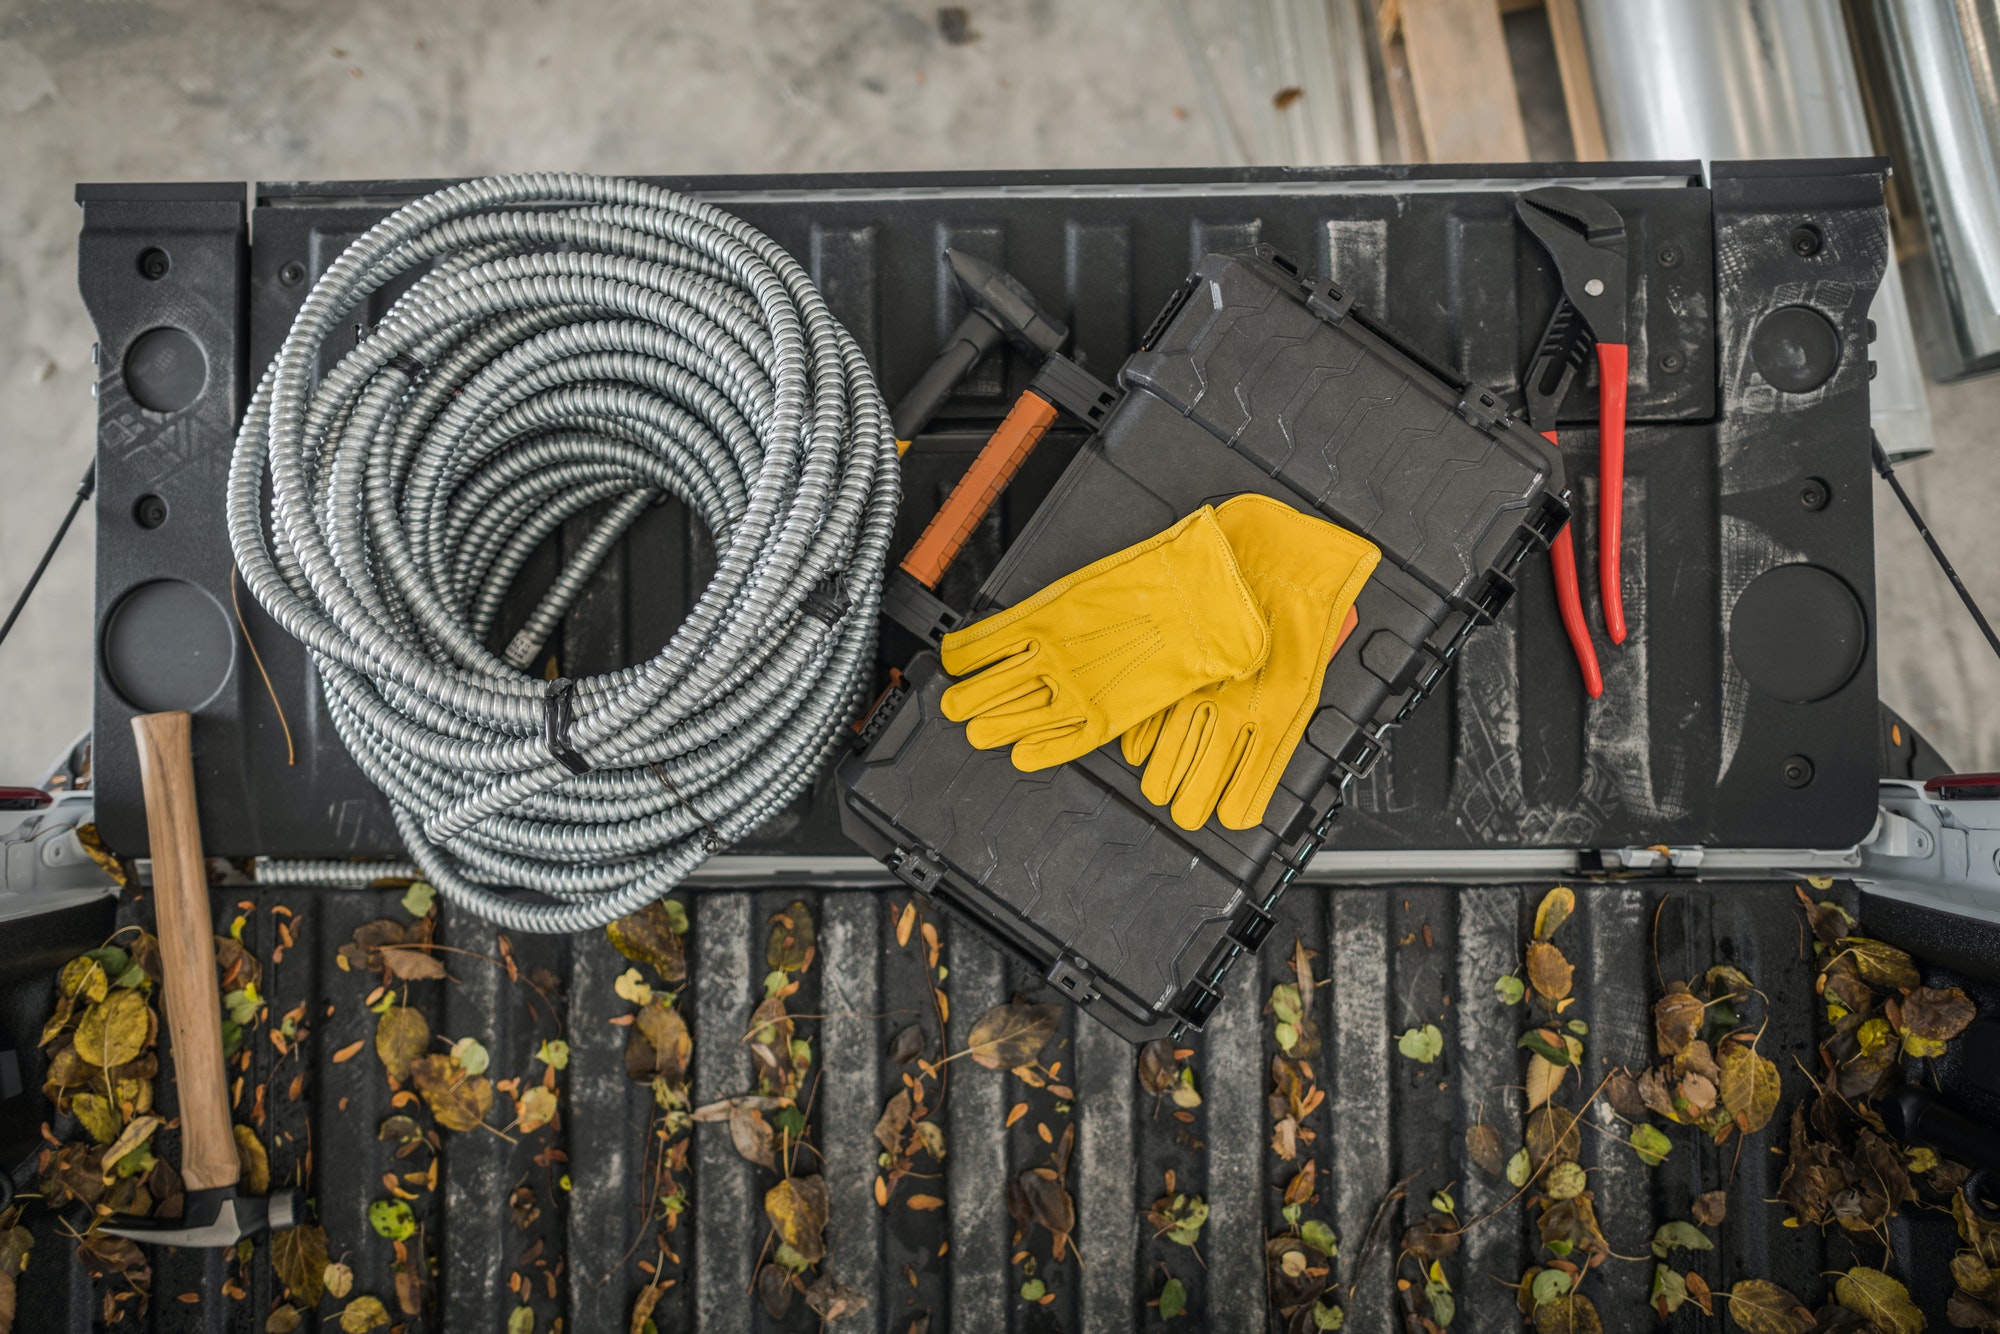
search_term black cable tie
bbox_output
[542,677,590,775]
[800,572,850,627]
[385,351,427,380]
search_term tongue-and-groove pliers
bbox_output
[1517,187,1631,698]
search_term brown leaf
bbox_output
[1654,988,1704,1058]
[765,1175,829,1265]
[233,1125,270,1195]
[1776,1107,1843,1227]
[1900,985,1975,1044]
[270,1224,329,1305]
[1957,1188,2000,1267]
[265,1303,304,1333]
[768,900,816,973]
[963,1001,1060,1071]
[1839,937,1920,992]
[1011,1166,1075,1243]
[379,946,446,981]
[1526,1105,1580,1166]
[804,1274,868,1323]
[875,1090,912,1154]
[394,1266,424,1317]
[1841,1129,1912,1232]
[1532,1294,1603,1334]
[1684,1270,1713,1316]
[625,999,691,1085]
[1703,964,1756,1000]
[409,1054,493,1133]
[1138,1039,1178,1095]
[1283,1159,1317,1207]
[0,1268,15,1334]
[1265,1237,1327,1316]
[906,1194,944,1211]
[1533,886,1576,941]
[1717,1042,1780,1134]
[1799,890,1855,947]
[1606,1070,1649,1122]
[1692,1190,1728,1227]
[1465,1123,1504,1178]
[77,1232,145,1281]
[730,1105,777,1171]
[1526,941,1574,1001]
[606,900,687,983]
[1526,1053,1563,1113]
[1401,1210,1459,1263]
[375,1005,431,1083]
[887,1024,924,1065]
[1728,1280,1824,1328]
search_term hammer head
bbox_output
[947,249,1067,357]
[100,1184,303,1246]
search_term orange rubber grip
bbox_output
[900,390,1059,589]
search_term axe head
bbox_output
[100,1185,304,1247]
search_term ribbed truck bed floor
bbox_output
[18,876,1980,1333]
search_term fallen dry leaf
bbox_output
[626,999,691,1085]
[270,1223,329,1305]
[1533,886,1576,941]
[379,946,446,982]
[374,1005,430,1082]
[1692,1190,1727,1227]
[1653,989,1704,1058]
[606,900,687,984]
[875,1090,912,1154]
[964,1001,1059,1071]
[1465,1123,1504,1178]
[1725,1278,1814,1334]
[906,1195,944,1212]
[234,1124,270,1194]
[765,1175,829,1265]
[1526,942,1574,1002]
[1526,1053,1563,1113]
[731,1105,777,1172]
[409,1054,493,1133]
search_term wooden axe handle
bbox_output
[130,711,239,1193]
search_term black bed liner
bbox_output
[5,877,1997,1331]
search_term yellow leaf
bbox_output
[323,1261,354,1300]
[1533,887,1576,941]
[614,968,653,1006]
[374,1006,430,1083]
[234,1125,270,1194]
[896,902,916,949]
[74,990,148,1068]
[1831,1268,1922,1334]
[1717,1043,1781,1134]
[516,1087,559,1134]
[338,1296,391,1333]
[71,1092,122,1144]
[1526,1054,1562,1113]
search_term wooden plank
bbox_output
[1544,0,1608,159]
[1398,0,1531,161]
[1373,0,1429,164]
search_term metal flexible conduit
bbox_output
[228,174,898,932]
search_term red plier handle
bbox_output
[1596,342,1628,645]
[1540,430,1604,699]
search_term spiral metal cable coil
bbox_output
[228,173,898,932]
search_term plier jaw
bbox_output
[1518,186,1633,677]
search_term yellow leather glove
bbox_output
[1120,494,1380,831]
[940,506,1269,772]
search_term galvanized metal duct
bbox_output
[1573,0,1937,457]
[1864,0,2000,379]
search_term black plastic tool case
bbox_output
[838,246,1568,1039]
[80,163,1886,899]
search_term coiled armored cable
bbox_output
[227,174,897,932]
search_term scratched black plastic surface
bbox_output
[80,163,1822,864]
[10,878,1991,1331]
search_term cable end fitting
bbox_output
[543,677,590,775]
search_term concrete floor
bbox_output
[2,0,1997,798]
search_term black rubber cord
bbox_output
[1872,432,2000,665]
[0,460,95,653]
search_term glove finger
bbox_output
[1171,722,1256,832]
[964,693,1065,751]
[1141,699,1213,810]
[939,629,1033,681]
[1215,726,1286,830]
[939,650,1043,722]
[1120,709,1166,767]
[1009,720,1099,772]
